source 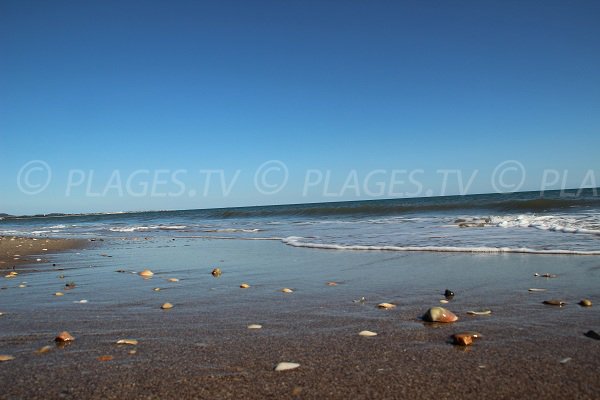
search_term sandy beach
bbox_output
[0,236,598,399]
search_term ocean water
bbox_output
[2,189,600,255]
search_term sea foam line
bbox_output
[281,237,600,255]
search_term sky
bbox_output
[1,0,599,215]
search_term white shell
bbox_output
[358,330,377,337]
[247,324,262,329]
[274,362,300,371]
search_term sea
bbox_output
[2,189,600,255]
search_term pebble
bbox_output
[97,355,113,362]
[560,357,572,364]
[423,307,458,323]
[584,330,600,340]
[18,284,26,288]
[439,299,449,304]
[139,269,154,277]
[281,288,293,293]
[116,339,138,345]
[240,283,250,289]
[153,287,161,291]
[0,355,15,362]
[54,292,64,296]
[74,299,88,304]
[161,302,173,309]
[579,299,592,307]
[543,299,566,306]
[358,330,378,337]
[444,289,455,297]
[274,362,300,371]
[377,303,396,309]
[247,324,262,329]
[211,268,222,277]
[55,331,75,342]
[167,278,179,282]
[326,282,338,286]
[528,288,547,292]
[451,331,483,346]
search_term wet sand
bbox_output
[0,236,88,269]
[0,237,599,399]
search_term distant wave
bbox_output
[108,225,187,232]
[281,237,600,255]
[202,228,262,233]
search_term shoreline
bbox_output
[0,236,598,399]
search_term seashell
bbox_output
[153,287,161,291]
[97,355,113,362]
[439,299,449,304]
[18,284,26,288]
[167,278,179,282]
[116,339,138,345]
[423,307,458,323]
[543,299,566,306]
[161,302,173,309]
[54,292,64,296]
[579,299,592,307]
[377,303,396,309]
[240,283,250,289]
[36,345,52,354]
[211,268,222,277]
[274,362,300,371]
[139,269,154,277]
[358,330,377,337]
[74,299,88,304]
[326,282,338,286]
[55,331,75,342]
[528,288,547,292]
[467,310,492,316]
[0,355,15,362]
[281,288,293,293]
[128,349,137,355]
[560,357,572,364]
[247,324,262,329]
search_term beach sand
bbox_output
[0,236,88,269]
[0,237,599,399]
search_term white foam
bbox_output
[204,228,262,233]
[281,236,600,255]
[490,215,600,235]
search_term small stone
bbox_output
[36,345,52,354]
[377,303,396,309]
[97,355,113,362]
[560,357,572,364]
[18,284,26,288]
[452,333,473,346]
[541,273,557,278]
[444,289,455,297]
[139,269,154,277]
[274,362,300,371]
[0,355,15,362]
[247,324,262,329]
[55,331,75,342]
[240,283,250,289]
[326,282,338,286]
[358,330,377,337]
[167,278,179,282]
[211,268,222,277]
[579,299,592,307]
[54,292,64,296]
[161,302,173,309]
[281,288,293,293]
[153,287,161,291]
[116,339,138,345]
[75,299,88,304]
[423,307,458,323]
[128,349,137,355]
[584,330,600,340]
[528,288,547,292]
[543,299,566,306]
[439,299,449,304]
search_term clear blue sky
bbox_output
[1,0,599,215]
